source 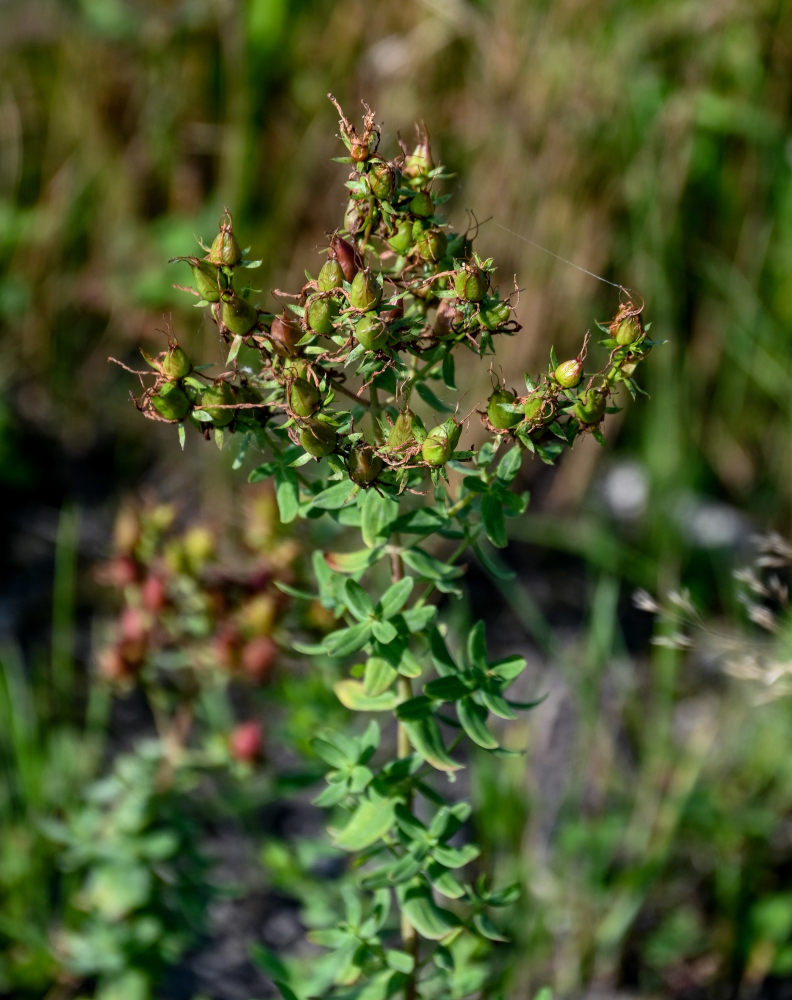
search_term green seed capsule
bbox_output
[348,269,382,311]
[523,393,547,423]
[479,301,512,331]
[614,316,643,346]
[208,218,242,267]
[318,259,345,292]
[367,160,397,202]
[306,296,338,336]
[421,418,461,467]
[409,191,434,218]
[299,419,337,457]
[151,382,191,421]
[289,377,321,417]
[220,293,258,335]
[160,347,191,380]
[355,312,389,351]
[403,139,432,188]
[201,382,235,426]
[573,389,607,425]
[487,389,521,429]
[554,358,583,388]
[189,258,227,302]
[416,228,447,262]
[387,220,414,255]
[388,409,426,452]
[454,266,488,302]
[347,445,383,486]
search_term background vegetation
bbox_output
[2,0,792,998]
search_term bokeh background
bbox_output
[3,0,792,998]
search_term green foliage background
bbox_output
[2,0,792,997]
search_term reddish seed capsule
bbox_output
[240,636,277,682]
[229,721,264,763]
[329,234,358,282]
[268,311,302,358]
[140,574,167,612]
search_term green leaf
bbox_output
[306,480,356,511]
[480,689,517,719]
[324,621,372,657]
[311,735,354,769]
[331,793,396,851]
[344,579,375,621]
[86,864,151,920]
[396,695,434,720]
[313,782,349,807]
[425,675,472,702]
[441,352,456,389]
[496,445,523,483]
[361,490,399,548]
[371,619,398,644]
[401,717,462,771]
[397,881,461,939]
[326,548,383,574]
[432,844,480,869]
[363,657,398,696]
[427,863,465,899]
[428,628,457,674]
[378,577,414,619]
[473,542,516,581]
[402,547,463,582]
[334,680,401,712]
[481,491,507,548]
[458,698,499,750]
[385,950,415,974]
[489,654,527,682]
[401,605,437,632]
[226,333,243,364]
[466,621,488,670]
[473,912,509,942]
[415,380,455,413]
[275,466,299,524]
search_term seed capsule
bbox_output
[355,312,389,351]
[220,292,258,335]
[289,377,321,417]
[523,393,547,423]
[299,419,337,457]
[454,265,488,302]
[329,234,358,282]
[388,409,426,452]
[421,418,462,467]
[479,301,511,331]
[268,310,302,358]
[409,191,434,218]
[188,258,227,302]
[305,296,338,336]
[208,214,242,267]
[318,259,345,292]
[416,228,447,263]
[151,382,191,421]
[388,220,415,255]
[348,269,382,311]
[347,445,383,486]
[201,381,236,426]
[403,137,432,188]
[487,389,521,429]
[614,315,643,346]
[367,160,397,202]
[434,299,463,339]
[554,358,583,388]
[160,346,191,380]
[573,389,607,425]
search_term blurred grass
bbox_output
[3,0,792,996]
